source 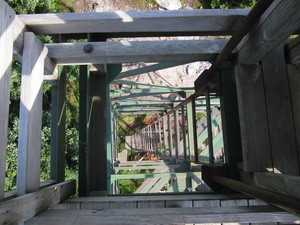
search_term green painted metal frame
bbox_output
[115,62,192,79]
[111,172,201,180]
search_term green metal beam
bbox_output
[115,62,192,79]
[110,88,189,96]
[112,79,194,91]
[114,165,170,171]
[112,92,184,100]
[111,172,201,180]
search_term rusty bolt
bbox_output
[84,44,93,53]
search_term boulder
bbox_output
[155,0,182,10]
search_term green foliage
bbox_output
[5,0,52,14]
[118,169,153,194]
[196,0,257,9]
[210,0,257,9]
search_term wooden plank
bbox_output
[18,9,250,35]
[261,45,299,175]
[166,200,193,208]
[0,180,75,225]
[254,172,300,200]
[137,201,165,208]
[237,0,300,64]
[287,64,300,170]
[26,207,300,225]
[286,36,300,64]
[235,64,273,172]
[0,0,15,201]
[64,194,252,203]
[193,200,220,207]
[46,39,232,65]
[50,66,66,182]
[16,32,46,196]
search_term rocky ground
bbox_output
[77,0,210,99]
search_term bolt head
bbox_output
[84,44,93,53]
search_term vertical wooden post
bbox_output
[17,32,46,196]
[174,111,180,158]
[167,114,173,156]
[79,65,88,197]
[158,120,162,152]
[235,64,272,172]
[86,69,108,195]
[287,64,300,171]
[162,116,168,155]
[261,45,299,175]
[181,106,187,159]
[50,66,66,183]
[187,101,196,161]
[219,63,242,179]
[0,0,15,200]
[192,99,199,162]
[205,88,214,164]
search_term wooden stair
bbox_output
[26,194,300,225]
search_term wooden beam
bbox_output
[25,206,299,224]
[286,36,300,64]
[254,172,300,200]
[1,0,59,84]
[0,0,15,201]
[46,39,232,65]
[237,0,300,64]
[50,66,66,182]
[16,32,46,196]
[235,64,273,172]
[261,45,299,175]
[0,180,75,225]
[287,64,300,171]
[18,9,250,36]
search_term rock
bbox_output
[155,0,182,10]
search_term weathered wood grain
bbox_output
[286,36,300,64]
[254,172,300,200]
[235,64,273,172]
[16,32,46,196]
[25,207,300,225]
[237,0,300,64]
[0,180,75,225]
[261,45,299,175]
[0,0,15,201]
[18,9,250,36]
[46,39,232,65]
[287,64,300,171]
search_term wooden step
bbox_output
[52,194,266,210]
[26,206,300,225]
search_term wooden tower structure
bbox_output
[1,0,300,223]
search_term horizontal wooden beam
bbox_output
[18,9,250,36]
[237,0,300,64]
[0,0,59,85]
[0,180,75,225]
[46,39,232,65]
[26,206,299,224]
[254,172,300,200]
